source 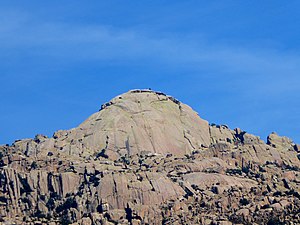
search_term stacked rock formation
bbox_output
[0,90,299,225]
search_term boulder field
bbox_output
[0,90,299,224]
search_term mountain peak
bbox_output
[67,89,211,159]
[100,89,180,111]
[1,90,300,224]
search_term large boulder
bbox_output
[37,90,211,159]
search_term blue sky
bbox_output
[1,1,300,145]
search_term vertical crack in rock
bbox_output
[183,130,196,150]
[125,137,131,156]
[112,176,120,209]
[143,118,156,154]
[145,173,155,192]
[125,203,133,225]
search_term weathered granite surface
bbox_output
[0,90,299,224]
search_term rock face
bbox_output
[76,90,210,159]
[0,89,299,225]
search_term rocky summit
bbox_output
[0,90,300,225]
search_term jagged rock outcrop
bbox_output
[0,90,299,225]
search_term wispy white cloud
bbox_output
[1,9,300,97]
[0,7,300,144]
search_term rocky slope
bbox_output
[0,90,299,225]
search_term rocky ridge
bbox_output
[0,90,299,225]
